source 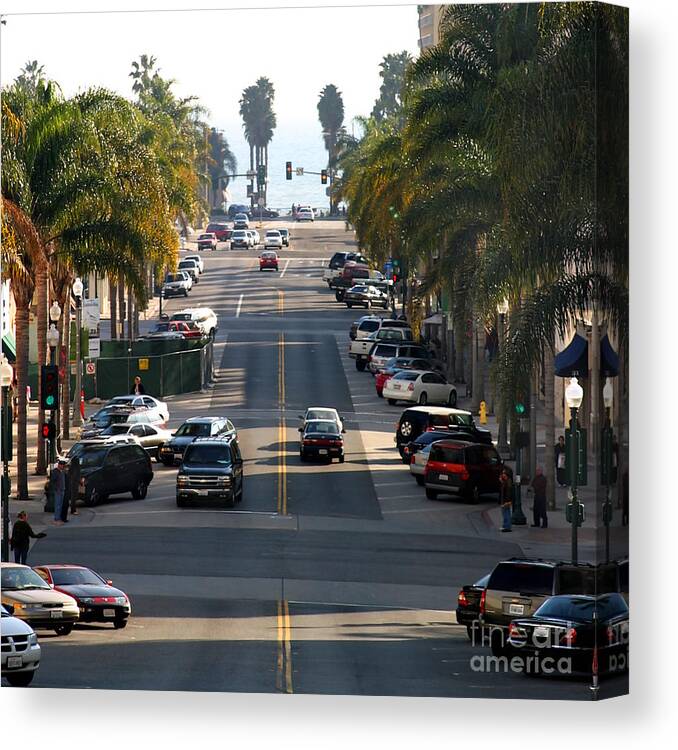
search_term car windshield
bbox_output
[307,410,337,422]
[184,445,231,465]
[374,345,398,357]
[198,235,212,240]
[489,563,554,595]
[430,445,465,463]
[79,448,109,468]
[266,231,281,237]
[153,323,171,333]
[414,431,455,447]
[534,594,628,622]
[279,229,288,235]
[179,261,195,268]
[50,568,104,586]
[305,421,339,436]
[1,567,51,591]
[110,396,136,405]
[359,321,380,333]
[351,286,368,293]
[233,231,246,237]
[393,371,420,381]
[175,422,212,438]
[101,425,131,436]
[165,274,183,283]
[450,414,474,427]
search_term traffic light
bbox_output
[515,402,526,416]
[257,163,266,186]
[286,161,292,180]
[41,421,56,441]
[321,169,328,185]
[40,365,59,411]
[246,184,253,197]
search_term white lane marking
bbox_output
[280,258,291,278]
[235,294,244,317]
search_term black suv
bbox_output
[75,443,154,507]
[480,558,622,654]
[395,406,492,460]
[176,437,244,508]
[159,416,236,466]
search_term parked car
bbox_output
[1,563,79,636]
[375,357,443,397]
[395,406,492,459]
[383,370,457,407]
[456,573,491,640]
[196,233,217,251]
[249,206,279,219]
[95,422,173,460]
[80,406,154,439]
[298,407,345,433]
[299,420,344,463]
[107,394,169,422]
[424,440,503,503]
[507,594,629,676]
[184,254,204,273]
[1,603,41,686]
[33,565,131,630]
[264,230,283,249]
[159,416,236,466]
[249,229,260,245]
[349,316,410,341]
[322,251,369,285]
[401,428,466,464]
[144,322,185,341]
[344,284,389,310]
[162,271,191,298]
[259,251,279,271]
[227,204,250,220]
[366,341,427,374]
[230,229,251,249]
[278,228,290,246]
[296,208,314,222]
[233,212,250,229]
[479,558,621,655]
[178,258,200,282]
[176,436,244,508]
[75,442,154,507]
[170,307,218,339]
[206,222,231,241]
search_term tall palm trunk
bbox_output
[543,334,556,509]
[13,300,31,501]
[118,284,125,342]
[127,286,134,342]
[110,279,118,340]
[454,314,465,382]
[35,263,49,475]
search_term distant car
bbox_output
[228,204,251,220]
[249,206,279,219]
[144,322,184,341]
[456,574,490,640]
[296,208,314,222]
[159,416,236,466]
[178,259,200,282]
[349,316,410,341]
[375,357,441,397]
[107,395,169,422]
[96,422,173,460]
[298,407,345,434]
[206,222,231,241]
[259,251,279,271]
[344,284,389,310]
[33,565,131,630]
[400,428,465,464]
[176,436,244,508]
[80,406,155,439]
[264,230,283,249]
[1,563,79,637]
[383,370,457,407]
[408,441,433,486]
[196,233,217,251]
[1,603,41,686]
[508,594,629,676]
[170,307,218,339]
[184,254,204,273]
[299,420,344,463]
[278,228,290,246]
[162,271,191,297]
[424,440,503,503]
[247,229,259,246]
[233,212,250,229]
[145,320,202,340]
[230,229,251,249]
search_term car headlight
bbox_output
[28,633,38,645]
[79,597,94,604]
[177,476,188,486]
[114,597,128,605]
[218,476,231,485]
[13,603,40,611]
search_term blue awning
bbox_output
[601,334,619,376]
[555,334,588,377]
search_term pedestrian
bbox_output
[10,511,46,564]
[50,458,67,525]
[68,456,81,516]
[130,376,146,395]
[499,468,513,532]
[555,435,567,486]
[529,466,548,528]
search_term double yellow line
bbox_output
[276,600,293,693]
[277,328,287,515]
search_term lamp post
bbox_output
[46,324,60,466]
[566,377,584,564]
[72,277,84,427]
[496,299,509,455]
[49,301,62,450]
[1,355,14,562]
[602,378,614,563]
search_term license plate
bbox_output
[509,603,524,616]
[438,474,449,481]
[319,449,328,455]
[103,609,116,617]
[7,656,22,669]
[50,610,63,618]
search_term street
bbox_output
[13,221,627,699]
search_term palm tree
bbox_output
[208,128,237,211]
[239,78,276,207]
[317,85,345,215]
[371,51,413,125]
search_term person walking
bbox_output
[499,468,513,532]
[529,466,548,528]
[68,456,81,516]
[10,512,46,564]
[50,458,67,525]
[555,435,567,486]
[130,376,146,395]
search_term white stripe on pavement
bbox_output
[235,294,244,317]
[280,258,291,278]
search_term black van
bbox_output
[76,443,154,507]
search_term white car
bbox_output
[171,307,218,339]
[184,254,204,273]
[233,212,250,229]
[162,271,192,297]
[264,230,283,249]
[247,229,260,246]
[296,208,314,222]
[383,370,457,407]
[93,422,173,457]
[178,259,200,283]
[107,395,169,423]
[1,603,41,687]
[298,407,345,433]
[409,443,433,486]
[230,229,251,249]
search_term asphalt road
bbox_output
[6,220,628,700]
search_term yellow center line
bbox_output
[276,599,293,694]
[283,599,293,693]
[276,600,284,692]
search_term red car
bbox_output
[33,564,131,629]
[259,251,279,271]
[206,222,231,242]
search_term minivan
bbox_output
[395,406,492,458]
[76,443,154,507]
[423,440,503,502]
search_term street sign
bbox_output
[88,337,100,359]
[138,358,149,371]
[257,197,265,207]
[246,170,256,179]
[85,362,96,375]
[296,167,304,176]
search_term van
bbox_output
[171,307,218,339]
[423,440,503,502]
[394,406,492,458]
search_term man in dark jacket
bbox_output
[130,376,146,395]
[529,466,548,528]
[50,459,67,524]
[10,512,46,564]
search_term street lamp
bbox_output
[46,324,60,466]
[1,354,14,562]
[496,299,509,455]
[565,377,584,564]
[72,277,84,427]
[602,378,614,562]
[49,301,63,451]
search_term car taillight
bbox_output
[479,589,486,614]
[508,622,520,638]
[410,454,416,464]
[560,627,577,646]
[408,383,415,391]
[457,591,468,607]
